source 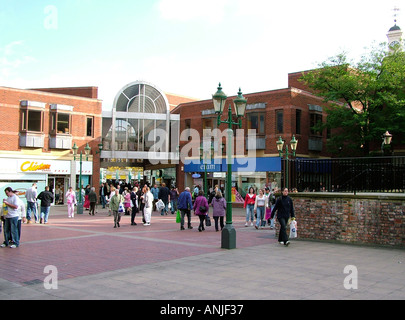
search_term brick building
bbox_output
[172,71,332,198]
[0,86,102,204]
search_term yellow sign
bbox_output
[20,161,51,172]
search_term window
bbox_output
[22,109,43,132]
[51,113,71,134]
[276,110,283,134]
[296,109,301,135]
[247,113,265,135]
[86,117,94,137]
[310,113,323,136]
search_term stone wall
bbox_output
[286,193,405,247]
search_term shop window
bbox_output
[276,110,283,134]
[86,117,94,137]
[310,113,323,136]
[21,109,43,133]
[51,112,71,135]
[296,109,301,135]
[247,113,265,135]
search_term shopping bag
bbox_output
[156,199,165,211]
[176,210,181,223]
[290,220,298,238]
[118,203,125,213]
[205,215,212,227]
[264,207,271,220]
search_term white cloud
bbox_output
[0,41,36,80]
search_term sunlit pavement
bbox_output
[0,205,404,300]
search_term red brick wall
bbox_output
[0,86,102,188]
[286,194,405,247]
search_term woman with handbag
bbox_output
[211,190,226,232]
[193,190,209,232]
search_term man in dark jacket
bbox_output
[158,183,170,216]
[177,187,193,230]
[271,188,295,246]
[37,186,54,224]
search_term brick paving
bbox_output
[1,205,404,300]
[0,206,274,286]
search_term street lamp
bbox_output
[382,131,393,155]
[277,136,298,190]
[200,142,214,199]
[213,83,247,250]
[72,143,91,214]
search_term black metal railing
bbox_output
[283,156,405,193]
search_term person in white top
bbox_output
[25,183,38,223]
[143,186,153,226]
[2,187,20,248]
[254,189,268,230]
[65,187,77,218]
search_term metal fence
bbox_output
[284,156,405,193]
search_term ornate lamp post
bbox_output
[212,83,247,249]
[382,131,393,155]
[72,143,91,214]
[276,136,298,190]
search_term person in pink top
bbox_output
[65,187,77,218]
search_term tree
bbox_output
[301,43,405,156]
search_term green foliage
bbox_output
[301,43,405,156]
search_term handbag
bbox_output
[264,207,272,220]
[176,210,181,223]
[199,205,207,213]
[205,215,211,227]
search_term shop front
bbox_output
[183,157,281,202]
[0,158,92,205]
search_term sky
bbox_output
[0,0,402,111]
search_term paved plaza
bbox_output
[0,205,404,301]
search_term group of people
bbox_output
[244,186,295,246]
[1,184,55,248]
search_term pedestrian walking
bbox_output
[254,188,268,229]
[110,189,124,228]
[143,186,153,226]
[211,190,226,232]
[177,187,193,230]
[99,183,108,209]
[65,187,77,218]
[130,187,138,225]
[123,188,132,215]
[151,184,159,211]
[158,183,170,215]
[88,187,98,216]
[244,187,256,227]
[169,186,179,214]
[83,185,91,210]
[271,187,295,246]
[25,183,38,223]
[1,187,20,248]
[193,190,209,232]
[37,186,54,224]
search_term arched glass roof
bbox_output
[114,82,169,114]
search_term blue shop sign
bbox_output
[184,157,281,173]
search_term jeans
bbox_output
[4,217,19,247]
[160,201,169,215]
[170,200,178,214]
[100,195,106,208]
[180,209,192,228]
[41,206,51,223]
[255,206,265,227]
[246,204,254,222]
[26,202,38,222]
